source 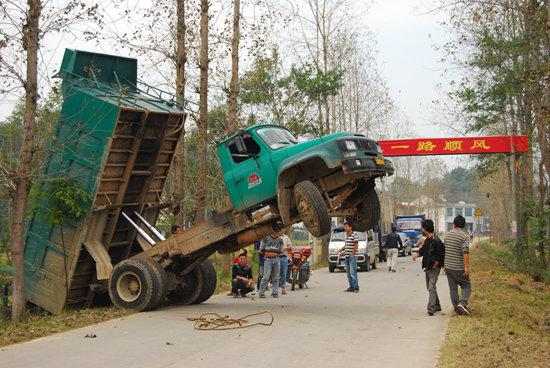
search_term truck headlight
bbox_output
[343,151,358,158]
[344,140,358,151]
[376,144,383,154]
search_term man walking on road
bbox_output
[444,215,472,316]
[412,219,444,316]
[338,221,360,293]
[258,221,284,298]
[385,225,403,272]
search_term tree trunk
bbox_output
[194,0,209,223]
[222,0,241,275]
[10,0,42,322]
[227,0,240,133]
[173,0,187,227]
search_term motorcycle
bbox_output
[286,246,312,290]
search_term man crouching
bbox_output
[231,254,254,297]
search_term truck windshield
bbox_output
[396,220,422,231]
[256,127,298,149]
[331,231,366,241]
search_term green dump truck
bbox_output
[24,49,394,314]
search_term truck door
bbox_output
[226,133,276,211]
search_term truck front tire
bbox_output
[293,180,331,238]
[108,258,165,311]
[351,189,380,231]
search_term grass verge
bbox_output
[0,307,132,348]
[438,241,550,368]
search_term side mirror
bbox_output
[234,135,247,154]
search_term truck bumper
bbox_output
[341,156,394,176]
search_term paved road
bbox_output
[0,256,450,368]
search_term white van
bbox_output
[327,226,378,272]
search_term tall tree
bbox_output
[7,0,41,322]
[173,0,188,227]
[194,0,210,223]
[0,0,101,321]
[227,0,241,134]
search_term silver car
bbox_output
[397,232,412,256]
[328,226,378,272]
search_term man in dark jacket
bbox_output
[231,254,254,297]
[384,225,403,272]
[412,219,444,315]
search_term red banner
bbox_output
[378,136,528,157]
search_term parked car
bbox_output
[397,232,412,256]
[328,226,378,272]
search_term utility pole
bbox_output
[510,138,520,266]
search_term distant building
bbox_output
[440,201,488,233]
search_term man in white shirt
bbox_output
[277,228,292,295]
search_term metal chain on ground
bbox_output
[186,311,274,330]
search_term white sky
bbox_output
[366,0,453,137]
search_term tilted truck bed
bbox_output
[24,49,185,314]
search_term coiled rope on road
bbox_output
[186,311,274,330]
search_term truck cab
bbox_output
[217,124,394,237]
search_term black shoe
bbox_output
[353,288,359,293]
[435,306,442,312]
[239,292,248,298]
[388,267,392,272]
[457,304,470,316]
[391,269,396,273]
[428,311,434,316]
[345,287,354,292]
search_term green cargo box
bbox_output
[24,49,185,314]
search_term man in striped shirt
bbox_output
[444,215,472,316]
[338,221,359,292]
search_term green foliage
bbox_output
[239,49,344,136]
[29,178,91,226]
[288,63,343,101]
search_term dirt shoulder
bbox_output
[438,242,550,368]
[0,307,132,347]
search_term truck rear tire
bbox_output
[108,258,165,311]
[293,180,331,238]
[167,266,204,305]
[194,260,217,304]
[351,189,380,231]
[140,257,169,309]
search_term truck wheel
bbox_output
[140,257,169,309]
[194,260,217,304]
[329,265,335,273]
[108,258,165,311]
[351,189,380,231]
[167,267,204,305]
[293,180,331,238]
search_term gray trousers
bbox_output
[445,269,472,307]
[425,268,441,312]
[259,257,280,295]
